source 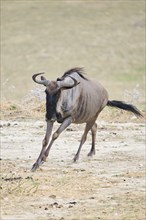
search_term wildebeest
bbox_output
[31,67,142,171]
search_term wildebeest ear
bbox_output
[32,72,50,86]
[41,76,47,80]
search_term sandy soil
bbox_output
[0,119,145,220]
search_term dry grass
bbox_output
[0,98,145,124]
[1,0,145,101]
[1,1,145,125]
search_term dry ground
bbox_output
[0,118,145,220]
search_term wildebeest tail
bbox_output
[107,100,143,118]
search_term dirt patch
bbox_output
[0,120,145,220]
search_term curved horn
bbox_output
[68,76,80,88]
[57,76,80,90]
[32,72,50,86]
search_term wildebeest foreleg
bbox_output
[73,120,96,162]
[31,121,53,172]
[88,122,97,157]
[43,117,72,161]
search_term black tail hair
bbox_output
[107,100,143,118]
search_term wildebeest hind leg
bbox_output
[88,122,97,157]
[73,120,96,162]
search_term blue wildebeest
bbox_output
[31,67,142,171]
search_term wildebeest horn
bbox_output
[32,72,50,86]
[68,76,80,87]
[57,76,80,90]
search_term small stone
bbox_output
[80,169,85,172]
[49,195,56,199]
[69,201,77,205]
[66,128,73,131]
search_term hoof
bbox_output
[73,155,79,162]
[31,163,39,172]
[31,159,44,172]
[87,151,95,157]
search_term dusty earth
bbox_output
[0,118,145,220]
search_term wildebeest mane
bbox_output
[62,67,88,80]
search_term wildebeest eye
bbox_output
[45,89,49,94]
[57,77,62,81]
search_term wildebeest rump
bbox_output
[31,67,142,171]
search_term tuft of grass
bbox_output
[0,173,40,197]
[9,104,17,110]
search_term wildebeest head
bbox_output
[32,72,79,121]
